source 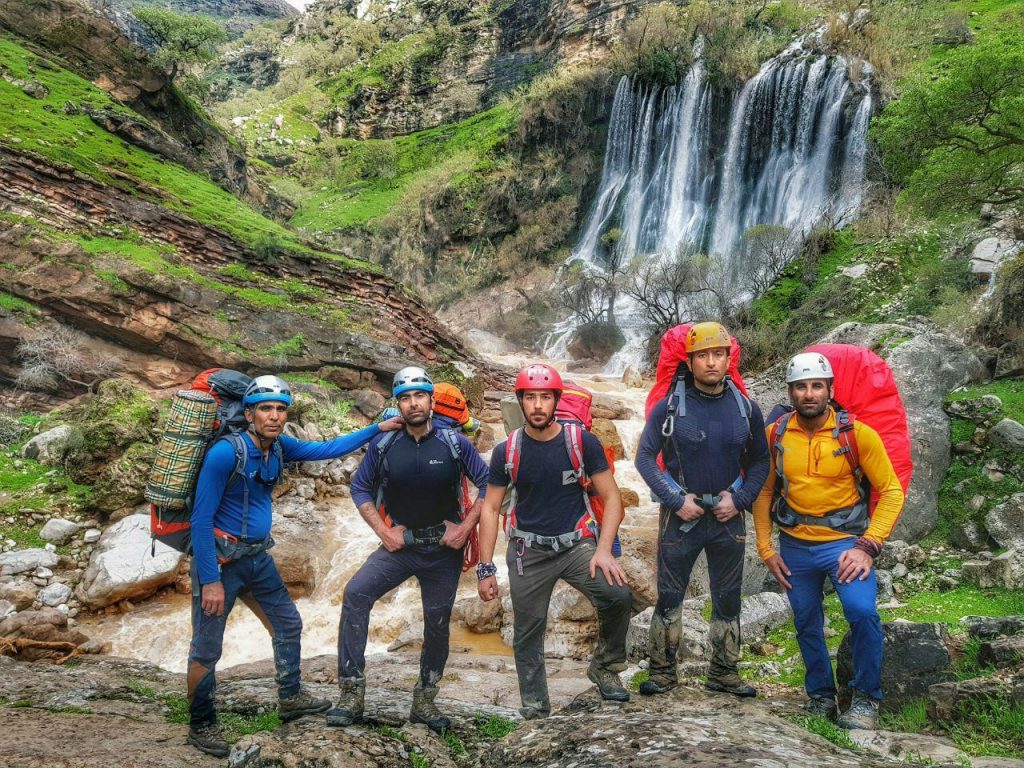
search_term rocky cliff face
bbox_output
[0,0,258,205]
[0,145,492,399]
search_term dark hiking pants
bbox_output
[649,509,745,683]
[188,551,302,727]
[338,543,462,687]
[507,537,632,713]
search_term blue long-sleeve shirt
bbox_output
[351,428,489,529]
[191,425,380,584]
[635,387,770,513]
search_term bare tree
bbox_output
[16,325,123,393]
[740,224,799,296]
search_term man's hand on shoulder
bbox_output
[378,417,404,432]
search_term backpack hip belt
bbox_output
[213,531,275,564]
[771,498,869,535]
[508,526,584,552]
[401,523,448,546]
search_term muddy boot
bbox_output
[409,682,451,734]
[325,677,365,727]
[279,686,331,722]
[837,692,879,730]
[802,695,838,720]
[587,663,630,702]
[640,606,681,696]
[705,618,756,698]
[187,722,230,758]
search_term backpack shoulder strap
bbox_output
[661,376,688,437]
[223,432,251,539]
[562,422,588,487]
[769,412,794,502]
[437,428,463,466]
[725,377,752,430]
[373,430,402,508]
[832,410,864,483]
[505,428,523,486]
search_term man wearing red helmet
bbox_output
[477,363,632,719]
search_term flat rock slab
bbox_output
[481,687,892,768]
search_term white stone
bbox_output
[34,566,53,579]
[44,543,56,553]
[740,592,792,641]
[76,511,184,609]
[21,425,79,465]
[988,419,1024,452]
[39,582,71,607]
[970,237,1021,276]
[40,518,80,544]
[0,548,59,576]
[841,263,869,279]
[83,529,101,544]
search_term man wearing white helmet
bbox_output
[186,374,403,758]
[752,353,904,730]
[329,366,489,733]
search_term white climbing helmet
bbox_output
[785,352,834,384]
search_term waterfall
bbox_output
[554,43,873,374]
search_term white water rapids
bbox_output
[81,349,658,673]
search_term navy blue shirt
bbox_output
[489,427,610,536]
[192,425,381,585]
[351,428,489,529]
[635,387,770,512]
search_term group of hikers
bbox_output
[172,321,906,758]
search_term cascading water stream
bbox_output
[547,41,873,375]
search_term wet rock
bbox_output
[961,615,1024,640]
[0,548,59,576]
[592,393,631,421]
[740,592,791,641]
[76,512,184,608]
[591,418,623,460]
[985,494,1024,550]
[38,582,72,607]
[39,518,80,544]
[21,425,81,465]
[455,594,502,633]
[270,503,330,594]
[618,524,658,610]
[622,366,643,389]
[988,419,1024,452]
[837,621,954,711]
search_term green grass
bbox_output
[945,696,1024,760]
[475,714,518,739]
[263,333,306,358]
[443,729,468,758]
[0,291,39,316]
[878,586,1024,626]
[0,448,93,524]
[789,713,860,751]
[290,104,516,232]
[410,753,431,768]
[879,698,930,732]
[629,669,649,692]
[370,724,407,741]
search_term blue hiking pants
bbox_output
[780,533,883,701]
[338,543,462,687]
[188,551,303,727]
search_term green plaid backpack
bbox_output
[145,368,278,554]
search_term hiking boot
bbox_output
[187,722,230,758]
[638,674,678,696]
[519,705,550,720]
[279,686,331,722]
[802,695,839,720]
[326,677,365,727]
[409,683,451,734]
[837,692,879,730]
[704,673,757,698]
[587,664,630,702]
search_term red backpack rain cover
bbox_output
[806,343,914,510]
[644,323,748,419]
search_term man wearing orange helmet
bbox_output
[477,363,632,719]
[635,322,770,698]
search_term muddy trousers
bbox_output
[781,533,883,701]
[649,510,746,684]
[507,538,632,713]
[338,543,462,687]
[188,552,302,727]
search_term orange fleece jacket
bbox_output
[752,407,905,561]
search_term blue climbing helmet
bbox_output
[243,374,292,407]
[392,366,434,397]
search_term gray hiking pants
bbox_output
[507,537,632,712]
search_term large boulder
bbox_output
[987,419,1024,452]
[928,674,1024,721]
[591,418,624,460]
[740,592,791,641]
[984,494,1024,550]
[837,620,954,711]
[21,425,82,466]
[978,635,1024,669]
[962,550,1024,589]
[455,594,503,633]
[269,499,333,594]
[961,615,1024,640]
[39,518,81,544]
[0,548,59,576]
[76,512,184,608]
[748,321,986,543]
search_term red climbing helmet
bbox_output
[514,363,564,395]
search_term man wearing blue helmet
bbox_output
[328,366,489,733]
[186,374,402,758]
